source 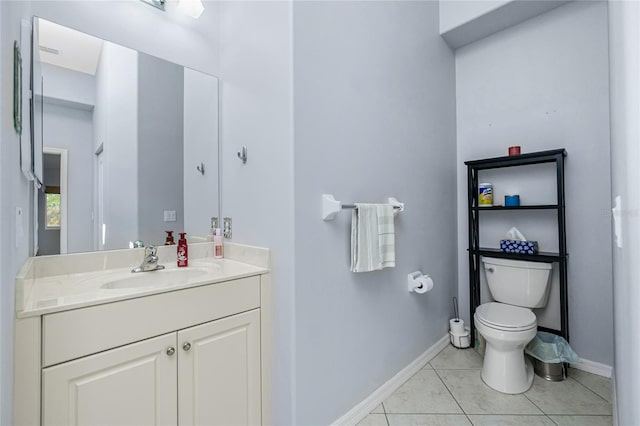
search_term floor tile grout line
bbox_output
[546,414,560,426]
[434,367,483,370]
[466,413,563,426]
[439,367,546,417]
[523,382,612,418]
[549,414,613,417]
[465,414,551,417]
[385,412,485,416]
[539,375,612,414]
[522,388,547,416]
[429,368,485,370]
[381,402,390,426]
[465,413,474,425]
[566,373,613,405]
[368,376,611,423]
[432,367,471,419]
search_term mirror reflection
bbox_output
[32,18,220,256]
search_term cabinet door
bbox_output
[43,333,178,426]
[178,309,261,426]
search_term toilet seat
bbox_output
[476,302,536,332]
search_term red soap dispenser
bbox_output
[177,232,188,267]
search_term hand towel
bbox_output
[350,203,395,272]
[376,204,395,269]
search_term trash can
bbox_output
[525,332,579,381]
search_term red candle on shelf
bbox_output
[508,146,521,156]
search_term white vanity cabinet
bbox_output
[178,309,261,426]
[43,332,179,425]
[42,309,261,426]
[14,254,272,426]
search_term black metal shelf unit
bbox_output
[473,205,558,211]
[465,149,568,348]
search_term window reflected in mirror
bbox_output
[45,192,61,229]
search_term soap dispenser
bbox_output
[213,228,223,259]
[177,232,188,267]
[164,230,175,245]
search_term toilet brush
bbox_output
[453,297,459,322]
[450,297,465,334]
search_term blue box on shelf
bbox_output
[500,239,539,254]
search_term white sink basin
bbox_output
[101,267,215,290]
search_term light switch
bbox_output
[164,210,177,222]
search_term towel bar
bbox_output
[322,194,404,221]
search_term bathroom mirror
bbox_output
[32,17,220,256]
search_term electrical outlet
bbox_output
[223,217,232,239]
[164,210,177,222]
[211,217,219,230]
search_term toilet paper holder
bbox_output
[407,271,434,293]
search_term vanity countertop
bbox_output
[16,242,270,318]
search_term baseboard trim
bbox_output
[571,357,613,378]
[332,334,450,426]
[611,369,618,426]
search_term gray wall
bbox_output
[183,68,219,239]
[455,1,613,365]
[0,7,3,416]
[293,2,457,424]
[42,102,95,253]
[94,42,139,250]
[608,1,640,424]
[137,53,184,245]
[41,63,95,107]
[440,0,509,32]
[219,2,295,424]
[0,7,31,422]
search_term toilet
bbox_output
[474,257,552,394]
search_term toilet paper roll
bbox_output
[450,318,465,335]
[413,276,434,294]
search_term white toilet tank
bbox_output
[482,257,552,308]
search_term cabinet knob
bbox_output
[166,346,176,356]
[182,342,192,352]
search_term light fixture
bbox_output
[177,0,205,18]
[39,46,60,55]
[139,0,166,11]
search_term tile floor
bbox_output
[359,345,613,426]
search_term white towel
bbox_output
[350,203,396,272]
[376,204,395,269]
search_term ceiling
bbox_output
[38,19,104,75]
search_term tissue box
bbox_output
[500,239,539,254]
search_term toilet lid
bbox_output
[476,302,536,330]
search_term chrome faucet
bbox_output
[132,245,165,273]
